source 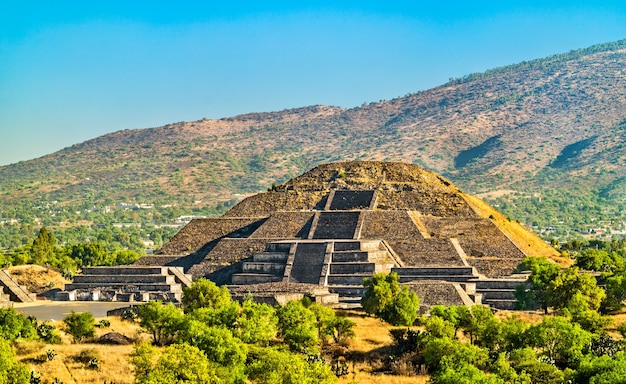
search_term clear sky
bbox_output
[1,1,625,166]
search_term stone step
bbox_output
[231,274,282,285]
[331,250,391,262]
[477,289,517,300]
[65,283,182,293]
[397,275,480,283]
[73,275,175,284]
[332,241,362,251]
[330,262,376,274]
[393,267,476,276]
[328,190,375,210]
[327,274,370,285]
[81,266,169,275]
[475,279,527,290]
[328,285,366,297]
[332,240,381,252]
[252,252,289,262]
[331,251,370,262]
[242,262,286,274]
[483,299,518,310]
[264,243,293,253]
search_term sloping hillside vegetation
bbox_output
[2,40,626,248]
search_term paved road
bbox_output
[12,301,132,321]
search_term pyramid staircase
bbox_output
[230,239,395,308]
[231,243,291,285]
[325,240,394,308]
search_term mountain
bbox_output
[2,39,626,246]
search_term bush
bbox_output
[36,322,62,344]
[362,272,420,326]
[0,307,36,340]
[276,300,319,353]
[0,337,30,383]
[63,311,95,343]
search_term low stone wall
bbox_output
[133,255,185,266]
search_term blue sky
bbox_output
[1,2,625,165]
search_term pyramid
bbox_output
[64,162,559,309]
[135,161,557,309]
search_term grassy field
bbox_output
[16,317,145,384]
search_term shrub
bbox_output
[63,311,95,343]
[362,272,420,326]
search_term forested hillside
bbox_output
[2,39,626,249]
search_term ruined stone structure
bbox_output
[63,161,547,309]
[0,270,35,303]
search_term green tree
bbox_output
[362,272,420,326]
[235,297,277,345]
[526,316,593,369]
[0,337,30,384]
[424,316,456,339]
[564,292,611,333]
[574,351,626,384]
[463,305,496,345]
[30,226,57,265]
[602,272,626,312]
[132,341,222,384]
[137,301,184,346]
[62,311,95,343]
[0,307,36,340]
[508,348,564,384]
[432,362,506,384]
[423,336,489,373]
[182,278,232,313]
[576,249,623,272]
[178,321,247,383]
[429,305,472,337]
[112,249,141,265]
[329,316,356,344]
[245,346,337,384]
[64,242,110,267]
[276,300,319,353]
[549,266,605,312]
[515,257,560,313]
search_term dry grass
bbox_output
[335,311,429,384]
[16,317,145,384]
[18,342,136,384]
[8,265,70,294]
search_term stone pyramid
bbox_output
[131,161,557,309]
